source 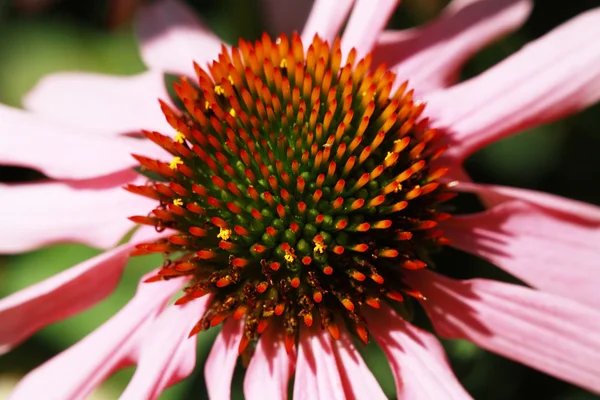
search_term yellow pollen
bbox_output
[204,100,211,110]
[214,85,225,95]
[229,108,236,117]
[227,75,234,85]
[284,248,296,263]
[217,227,232,241]
[394,183,403,193]
[279,58,287,69]
[173,198,183,206]
[385,151,394,160]
[313,239,327,254]
[174,131,186,144]
[361,90,376,100]
[169,157,183,170]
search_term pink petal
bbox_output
[444,200,600,309]
[0,105,163,180]
[135,0,223,76]
[121,297,210,400]
[331,331,387,400]
[0,171,154,253]
[457,180,600,222]
[244,326,294,400]
[8,272,185,400]
[373,0,532,94]
[23,71,173,135]
[366,305,471,399]
[204,318,244,399]
[293,327,345,400]
[260,0,314,36]
[0,227,162,355]
[409,271,600,394]
[425,7,600,161]
[301,0,354,45]
[342,0,400,58]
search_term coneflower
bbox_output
[2,0,600,398]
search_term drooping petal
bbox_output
[366,305,471,400]
[341,0,401,58]
[23,70,173,135]
[293,327,346,400]
[135,0,223,76]
[121,297,210,400]
[331,331,387,400]
[425,7,600,160]
[8,272,185,400]
[456,180,600,222]
[373,0,532,94]
[0,171,154,253]
[301,0,354,45]
[244,326,294,400]
[204,318,244,399]
[444,200,600,309]
[0,105,163,180]
[409,271,600,394]
[0,227,162,355]
[260,0,314,36]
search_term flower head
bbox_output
[2,0,600,398]
[127,32,452,355]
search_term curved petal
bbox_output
[244,326,294,400]
[373,0,532,94]
[23,71,173,136]
[0,171,154,253]
[425,7,600,161]
[121,297,210,400]
[260,0,314,36]
[0,227,162,355]
[444,200,600,309]
[8,272,185,400]
[341,0,400,58]
[204,318,244,399]
[301,0,354,45]
[0,105,163,180]
[332,331,387,400]
[409,271,600,394]
[457,180,600,222]
[293,327,345,400]
[367,305,471,400]
[135,0,223,76]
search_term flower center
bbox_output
[128,33,453,355]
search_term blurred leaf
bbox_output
[0,244,101,294]
[444,338,481,361]
[90,368,135,400]
[357,340,396,398]
[468,124,567,186]
[0,17,144,106]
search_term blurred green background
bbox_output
[0,0,599,398]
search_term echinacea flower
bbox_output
[2,0,600,398]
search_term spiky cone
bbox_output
[127,32,453,356]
